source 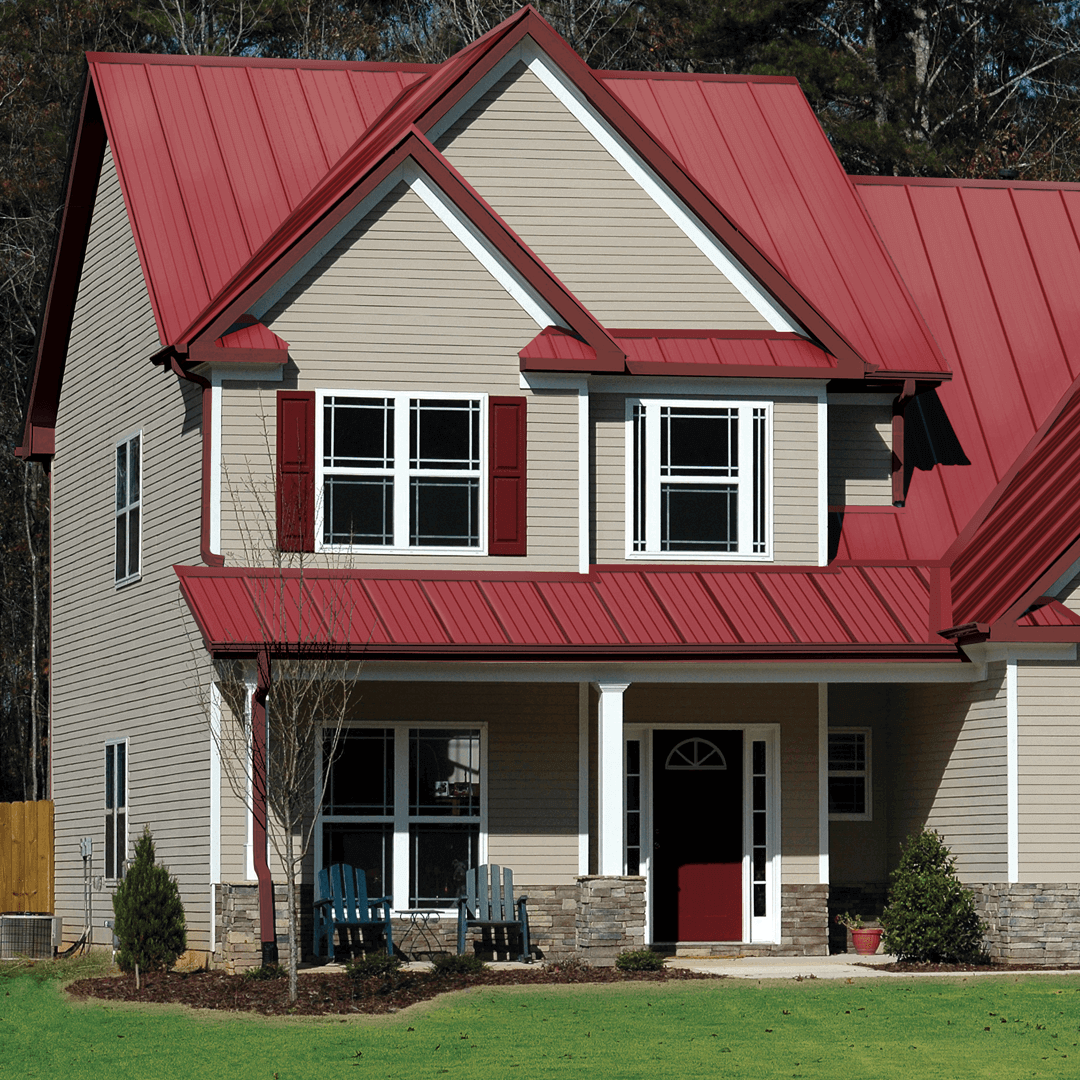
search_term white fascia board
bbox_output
[430,40,803,336]
[963,642,1078,665]
[522,372,826,399]
[250,162,564,331]
[350,659,988,684]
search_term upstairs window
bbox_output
[319,393,483,551]
[115,433,141,584]
[628,399,770,558]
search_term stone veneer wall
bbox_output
[216,878,828,967]
[976,884,1080,965]
[674,884,829,957]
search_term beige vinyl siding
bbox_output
[828,403,892,507]
[827,684,891,888]
[890,664,1008,882]
[51,146,211,949]
[339,683,580,887]
[437,62,773,330]
[1016,662,1080,880]
[592,394,819,565]
[226,184,578,571]
[625,684,819,885]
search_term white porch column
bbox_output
[594,681,629,875]
[818,683,830,884]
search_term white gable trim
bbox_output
[250,162,565,331]
[429,39,804,336]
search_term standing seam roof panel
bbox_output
[478,581,570,644]
[760,574,851,643]
[538,582,625,645]
[592,574,683,644]
[700,574,786,643]
[361,579,449,644]
[93,62,212,345]
[421,580,509,644]
[642,572,741,644]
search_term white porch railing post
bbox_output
[594,681,630,876]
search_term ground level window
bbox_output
[320,725,482,908]
[104,740,127,879]
[828,728,871,819]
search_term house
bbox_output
[18,7,1080,969]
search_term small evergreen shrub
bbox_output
[543,954,591,977]
[345,954,402,982]
[111,827,187,987]
[241,962,286,982]
[880,829,987,963]
[615,949,665,972]
[430,952,487,976]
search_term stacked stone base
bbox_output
[214,879,838,969]
[976,884,1080,966]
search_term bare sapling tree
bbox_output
[186,395,364,1004]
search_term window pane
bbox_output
[105,816,115,880]
[410,729,480,816]
[828,775,866,815]
[115,812,125,874]
[323,823,392,900]
[127,507,140,578]
[324,729,393,815]
[661,484,737,551]
[116,743,126,808]
[116,444,127,511]
[661,408,737,476]
[115,516,127,581]
[632,404,647,552]
[754,883,767,918]
[409,477,479,546]
[409,824,478,906]
[324,477,393,545]
[105,745,115,810]
[410,400,479,470]
[325,398,393,468]
[128,436,140,504]
[828,732,865,771]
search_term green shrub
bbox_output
[615,949,665,972]
[241,962,286,982]
[543,954,591,978]
[430,952,487,976]
[880,829,987,963]
[111,827,187,988]
[345,954,403,982]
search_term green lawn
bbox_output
[3,962,1079,1080]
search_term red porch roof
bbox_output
[176,564,960,661]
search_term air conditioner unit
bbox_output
[0,914,59,960]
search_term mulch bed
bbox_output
[66,965,724,1017]
[862,961,1080,973]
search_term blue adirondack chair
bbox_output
[313,864,393,958]
[457,863,530,961]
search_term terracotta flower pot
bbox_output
[850,926,884,955]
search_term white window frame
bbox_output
[114,431,142,585]
[315,722,488,913]
[625,398,772,560]
[827,727,872,821]
[104,739,128,881]
[315,389,488,554]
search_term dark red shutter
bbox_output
[276,391,315,552]
[489,397,526,556]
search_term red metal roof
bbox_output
[602,73,948,379]
[176,564,959,660]
[846,178,1080,570]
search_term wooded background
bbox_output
[3,0,1079,800]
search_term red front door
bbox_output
[652,729,743,942]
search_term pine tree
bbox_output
[880,828,986,963]
[111,827,187,989]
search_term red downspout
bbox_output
[168,358,225,567]
[251,648,277,964]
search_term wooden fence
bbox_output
[0,801,54,913]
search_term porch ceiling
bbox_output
[175,563,959,662]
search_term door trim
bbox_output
[626,722,780,944]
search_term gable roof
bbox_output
[20,8,955,460]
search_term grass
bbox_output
[3,958,1080,1079]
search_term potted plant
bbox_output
[835,912,883,956]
